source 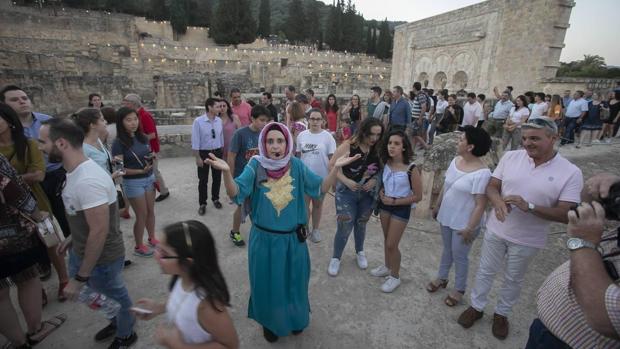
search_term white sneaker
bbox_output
[356,251,368,270]
[592,139,601,144]
[605,138,612,144]
[381,276,401,293]
[327,258,340,276]
[309,229,322,243]
[370,265,390,277]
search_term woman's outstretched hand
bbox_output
[204,153,230,172]
[333,153,362,168]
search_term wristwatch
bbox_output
[566,237,598,252]
[74,274,90,283]
[527,202,535,212]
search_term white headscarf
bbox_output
[252,122,294,172]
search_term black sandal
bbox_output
[27,313,67,345]
[263,327,278,343]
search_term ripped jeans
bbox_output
[332,182,376,259]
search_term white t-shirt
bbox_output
[462,101,483,126]
[529,102,549,120]
[435,99,449,115]
[63,159,116,216]
[296,130,336,178]
[509,107,530,126]
[437,158,492,230]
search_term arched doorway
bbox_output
[417,72,429,88]
[453,71,468,90]
[434,72,447,89]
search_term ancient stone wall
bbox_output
[540,77,617,96]
[0,2,391,115]
[391,0,574,96]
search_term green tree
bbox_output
[149,0,167,20]
[257,0,271,37]
[325,0,343,50]
[376,18,392,59]
[210,0,256,46]
[285,0,306,43]
[557,55,620,78]
[306,1,320,45]
[169,0,189,35]
[188,0,213,27]
[366,20,376,55]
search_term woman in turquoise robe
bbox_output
[205,122,360,342]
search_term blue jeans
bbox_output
[69,251,135,337]
[437,225,479,292]
[525,318,570,349]
[332,183,375,259]
[562,117,579,144]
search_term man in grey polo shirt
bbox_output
[485,91,514,139]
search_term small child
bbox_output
[133,221,239,348]
[336,117,352,144]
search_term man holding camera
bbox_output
[526,172,620,348]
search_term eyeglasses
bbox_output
[211,128,216,139]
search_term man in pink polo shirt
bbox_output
[230,87,252,126]
[457,117,583,340]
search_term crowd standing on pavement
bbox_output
[0,80,620,349]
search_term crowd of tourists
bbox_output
[0,81,619,349]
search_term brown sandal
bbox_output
[444,291,465,307]
[426,279,448,293]
[27,313,67,345]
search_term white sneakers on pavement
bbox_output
[309,229,322,243]
[381,276,401,293]
[327,258,340,276]
[370,265,390,277]
[356,251,368,269]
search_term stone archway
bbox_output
[418,72,429,88]
[453,71,468,90]
[433,72,447,89]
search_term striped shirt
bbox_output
[410,92,428,120]
[537,229,620,348]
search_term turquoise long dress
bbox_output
[234,157,322,336]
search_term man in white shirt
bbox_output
[461,93,483,128]
[192,98,225,215]
[561,91,589,146]
[38,118,137,348]
[529,93,549,120]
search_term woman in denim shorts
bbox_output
[370,130,422,293]
[112,107,157,257]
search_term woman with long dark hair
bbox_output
[328,117,384,277]
[219,99,241,161]
[112,107,157,257]
[0,153,67,348]
[324,94,339,133]
[0,103,69,303]
[342,94,363,134]
[205,122,359,342]
[133,220,239,348]
[502,95,529,150]
[371,129,422,293]
[88,93,103,108]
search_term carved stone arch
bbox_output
[417,72,430,88]
[453,71,469,90]
[434,54,451,73]
[415,56,433,78]
[433,72,448,89]
[451,51,476,76]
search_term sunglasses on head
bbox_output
[211,128,216,139]
[158,222,193,259]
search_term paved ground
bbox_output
[5,140,620,349]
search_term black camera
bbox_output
[601,182,620,221]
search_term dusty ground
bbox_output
[4,140,620,349]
